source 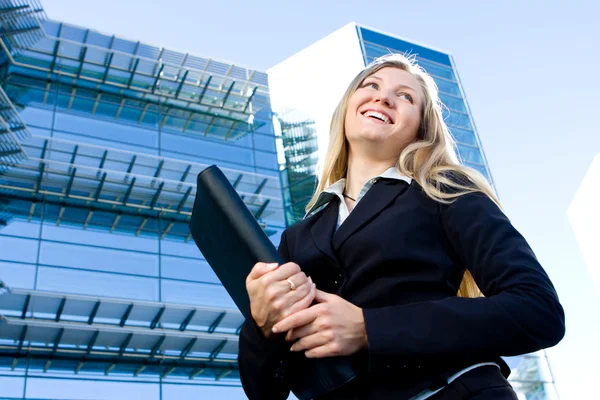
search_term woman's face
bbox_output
[344,67,423,158]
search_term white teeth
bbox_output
[364,110,390,123]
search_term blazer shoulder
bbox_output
[286,199,337,235]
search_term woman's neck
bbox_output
[345,153,396,199]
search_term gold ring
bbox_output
[287,278,296,291]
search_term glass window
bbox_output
[449,127,478,147]
[41,20,60,36]
[24,377,159,400]
[363,42,392,59]
[444,111,472,130]
[160,133,255,166]
[0,376,24,398]
[19,105,55,129]
[161,280,236,308]
[41,224,158,253]
[52,112,159,149]
[415,58,455,81]
[0,236,38,264]
[254,152,279,170]
[53,130,158,155]
[162,383,247,400]
[160,240,203,259]
[439,94,467,113]
[161,255,220,284]
[86,31,113,48]
[253,132,277,152]
[36,266,159,301]
[112,37,138,54]
[59,25,87,42]
[465,162,490,179]
[360,29,452,66]
[433,78,461,97]
[0,261,36,289]
[457,144,484,165]
[38,241,159,277]
[0,220,40,238]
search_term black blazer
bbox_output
[238,178,565,400]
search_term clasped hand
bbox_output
[246,262,368,358]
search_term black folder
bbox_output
[189,165,357,400]
[188,165,282,317]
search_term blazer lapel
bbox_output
[332,179,409,251]
[309,196,340,265]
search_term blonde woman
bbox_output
[239,54,565,399]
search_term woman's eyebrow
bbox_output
[368,75,418,95]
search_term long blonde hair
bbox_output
[307,54,499,298]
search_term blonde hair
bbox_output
[307,54,499,298]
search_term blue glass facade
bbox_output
[0,1,284,398]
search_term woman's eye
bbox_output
[364,82,378,89]
[399,93,414,104]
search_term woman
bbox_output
[238,54,565,399]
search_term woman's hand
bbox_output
[272,289,368,358]
[246,262,316,339]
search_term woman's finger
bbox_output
[290,331,329,352]
[285,281,316,317]
[285,321,317,342]
[262,262,301,284]
[304,343,342,359]
[272,305,319,333]
[246,262,279,283]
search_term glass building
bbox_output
[0,2,559,398]
[0,1,284,398]
[268,23,559,399]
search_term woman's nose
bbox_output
[374,93,393,108]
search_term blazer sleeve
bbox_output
[361,191,565,370]
[238,229,293,400]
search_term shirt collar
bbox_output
[305,167,412,218]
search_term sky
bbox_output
[41,0,600,398]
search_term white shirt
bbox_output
[305,167,412,229]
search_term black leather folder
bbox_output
[189,165,357,400]
[189,165,282,318]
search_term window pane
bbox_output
[0,236,38,264]
[24,377,159,400]
[439,94,467,113]
[0,376,24,398]
[53,111,159,149]
[449,127,478,147]
[160,133,254,166]
[444,111,472,130]
[37,266,159,301]
[42,225,158,253]
[0,221,40,238]
[161,255,220,284]
[39,242,159,277]
[162,383,246,400]
[0,261,35,289]
[457,144,485,165]
[434,78,461,96]
[416,58,455,81]
[161,280,236,308]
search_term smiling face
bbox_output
[344,67,423,160]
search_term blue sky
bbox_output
[43,0,599,397]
